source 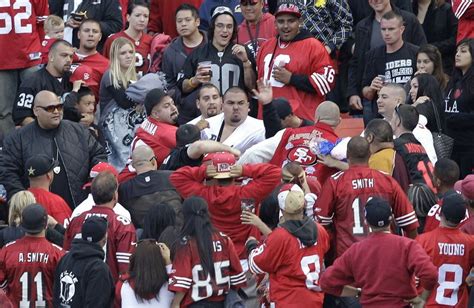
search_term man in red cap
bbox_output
[457,175,474,234]
[256,2,335,121]
[246,183,329,307]
[71,162,131,221]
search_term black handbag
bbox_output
[430,99,454,159]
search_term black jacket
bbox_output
[53,239,114,308]
[0,225,65,248]
[413,1,458,73]
[0,120,106,207]
[347,7,427,98]
[50,0,122,51]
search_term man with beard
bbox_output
[178,6,256,123]
[256,3,335,120]
[200,86,265,154]
[187,83,222,128]
[72,19,109,100]
[12,40,75,126]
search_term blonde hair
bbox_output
[44,15,64,31]
[8,191,36,227]
[109,37,137,89]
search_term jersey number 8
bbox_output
[0,0,33,35]
[192,260,230,301]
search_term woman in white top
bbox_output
[115,239,174,307]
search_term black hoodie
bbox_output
[280,216,318,247]
[53,239,114,308]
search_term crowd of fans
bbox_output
[0,0,474,307]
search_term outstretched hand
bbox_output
[252,78,273,105]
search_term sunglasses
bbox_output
[36,103,64,113]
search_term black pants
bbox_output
[451,143,474,179]
[189,300,225,308]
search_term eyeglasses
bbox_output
[36,103,64,113]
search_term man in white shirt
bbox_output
[187,83,222,128]
[200,86,265,154]
[71,162,131,220]
[376,83,437,164]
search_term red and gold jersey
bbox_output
[249,222,330,306]
[0,237,64,308]
[317,165,419,256]
[28,188,72,227]
[169,233,245,307]
[416,227,474,307]
[103,31,152,76]
[64,206,136,282]
[0,0,49,69]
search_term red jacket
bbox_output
[170,164,281,258]
[28,187,72,227]
[452,0,474,42]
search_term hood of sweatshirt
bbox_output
[69,238,105,260]
[280,216,318,247]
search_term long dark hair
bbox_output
[416,44,448,89]
[179,197,217,277]
[141,203,176,240]
[448,38,474,96]
[129,239,168,302]
[413,73,445,132]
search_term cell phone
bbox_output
[377,74,386,84]
[71,13,85,22]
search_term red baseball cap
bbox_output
[83,162,118,189]
[455,174,474,200]
[203,152,236,179]
[70,64,98,87]
[275,3,301,18]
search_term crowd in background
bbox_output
[0,0,474,307]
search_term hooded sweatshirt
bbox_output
[280,216,318,247]
[53,239,114,308]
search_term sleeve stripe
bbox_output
[249,249,265,275]
[0,280,7,289]
[396,211,417,220]
[173,276,192,282]
[116,252,132,256]
[397,217,419,227]
[174,280,191,287]
[173,283,191,289]
[455,0,472,18]
[311,73,331,95]
[231,276,247,285]
[230,272,245,280]
[395,212,417,225]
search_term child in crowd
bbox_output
[41,15,65,64]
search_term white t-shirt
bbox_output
[413,115,437,165]
[201,113,266,154]
[70,194,131,220]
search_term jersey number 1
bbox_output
[0,0,33,35]
[19,272,46,307]
[352,197,373,235]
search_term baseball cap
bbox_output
[275,2,301,18]
[83,162,118,189]
[21,203,48,234]
[70,64,98,87]
[278,184,305,214]
[364,197,392,228]
[441,193,467,224]
[81,216,108,243]
[211,6,236,21]
[24,154,59,177]
[455,174,474,200]
[203,152,236,179]
[273,98,293,120]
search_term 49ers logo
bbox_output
[288,146,317,165]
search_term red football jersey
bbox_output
[63,206,136,282]
[269,122,339,185]
[0,0,49,70]
[103,31,152,76]
[256,35,335,120]
[249,222,330,306]
[425,199,470,233]
[169,233,245,307]
[28,188,72,227]
[0,236,64,308]
[131,116,177,168]
[416,227,474,307]
[317,165,419,256]
[72,52,109,100]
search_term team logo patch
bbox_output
[454,89,462,99]
[287,146,317,165]
[59,271,78,304]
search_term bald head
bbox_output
[347,136,370,165]
[131,145,156,172]
[315,101,341,128]
[34,90,59,107]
